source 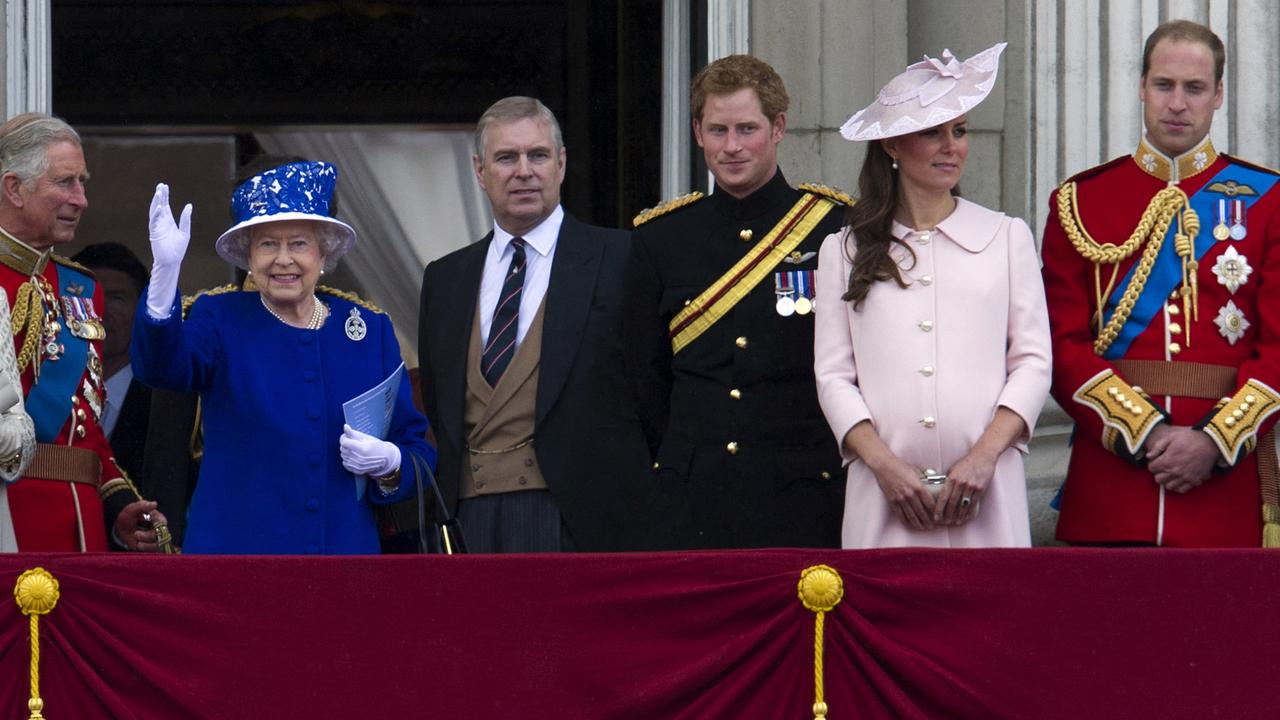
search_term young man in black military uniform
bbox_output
[623,55,849,549]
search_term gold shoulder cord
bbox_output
[317,285,384,314]
[1057,182,1199,356]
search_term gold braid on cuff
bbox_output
[1203,379,1280,466]
[1073,369,1164,456]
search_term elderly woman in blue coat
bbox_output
[132,161,434,554]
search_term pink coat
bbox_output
[814,197,1051,548]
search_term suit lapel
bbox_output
[434,236,489,449]
[537,214,602,422]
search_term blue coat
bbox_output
[132,288,434,554]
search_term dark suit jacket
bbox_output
[108,377,151,483]
[418,213,652,551]
[107,377,201,547]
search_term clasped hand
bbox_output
[1145,424,1220,493]
[339,425,401,478]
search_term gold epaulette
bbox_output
[50,254,93,276]
[1073,369,1164,456]
[318,285,384,314]
[1203,379,1280,465]
[633,191,705,227]
[798,182,855,207]
[182,284,240,318]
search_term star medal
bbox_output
[775,271,796,317]
[1229,199,1247,240]
[344,307,367,341]
[1211,245,1252,294]
[1212,199,1231,241]
[1214,300,1250,345]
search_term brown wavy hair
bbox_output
[690,55,789,124]
[842,141,960,310]
[842,142,912,310]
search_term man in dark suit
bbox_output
[70,243,150,477]
[72,242,200,546]
[418,96,650,552]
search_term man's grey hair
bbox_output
[0,113,82,187]
[473,96,563,160]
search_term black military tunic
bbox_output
[623,170,846,549]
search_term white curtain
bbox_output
[255,130,492,366]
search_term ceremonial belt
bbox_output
[26,443,100,486]
[1103,163,1280,359]
[1112,359,1236,399]
[668,193,835,354]
[1114,358,1280,548]
[26,263,95,441]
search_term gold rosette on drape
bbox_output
[14,567,60,719]
[799,565,844,720]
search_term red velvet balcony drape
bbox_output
[0,549,1275,719]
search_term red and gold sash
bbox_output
[668,193,836,354]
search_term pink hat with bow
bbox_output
[840,42,1007,141]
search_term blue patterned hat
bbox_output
[214,160,357,269]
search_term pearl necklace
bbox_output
[261,294,326,330]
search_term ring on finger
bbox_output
[960,496,972,508]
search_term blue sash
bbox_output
[26,265,95,442]
[1102,162,1280,359]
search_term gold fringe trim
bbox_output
[632,191,704,227]
[797,182,855,207]
[317,285,384,314]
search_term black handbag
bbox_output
[376,452,466,554]
[408,452,467,554]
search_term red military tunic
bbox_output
[1043,136,1280,547]
[0,228,131,551]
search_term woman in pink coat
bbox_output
[814,42,1051,548]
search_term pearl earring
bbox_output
[891,158,899,170]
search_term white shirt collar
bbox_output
[492,205,564,259]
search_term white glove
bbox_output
[339,424,401,477]
[146,183,193,320]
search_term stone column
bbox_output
[4,0,52,118]
[750,0,908,193]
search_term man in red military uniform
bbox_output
[0,112,164,551]
[1043,21,1280,547]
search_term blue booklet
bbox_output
[342,362,406,500]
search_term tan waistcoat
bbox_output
[459,302,548,498]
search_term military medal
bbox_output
[344,307,367,341]
[61,296,105,340]
[774,271,796,316]
[82,379,103,420]
[1213,199,1231,241]
[1229,199,1247,240]
[794,270,813,315]
[1211,245,1252,294]
[1214,300,1250,345]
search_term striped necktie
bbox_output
[481,237,527,386]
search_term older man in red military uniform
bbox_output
[0,112,164,551]
[1042,21,1280,547]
